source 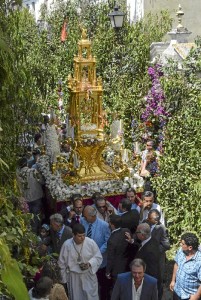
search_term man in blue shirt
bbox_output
[170,232,201,300]
[82,205,111,300]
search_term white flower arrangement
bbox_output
[37,154,144,201]
[123,172,144,191]
[37,155,125,201]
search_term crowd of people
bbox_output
[15,131,201,300]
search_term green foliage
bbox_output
[29,0,80,107]
[0,8,45,178]
[92,9,172,147]
[0,189,38,298]
[0,0,173,293]
[0,238,29,300]
[153,51,201,243]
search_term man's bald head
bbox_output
[136,223,151,241]
[83,205,97,223]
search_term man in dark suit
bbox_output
[134,223,161,281]
[49,213,73,254]
[126,223,162,299]
[111,258,158,300]
[60,194,83,226]
[59,198,72,224]
[106,215,130,282]
[120,198,139,234]
[145,209,170,283]
[65,198,83,228]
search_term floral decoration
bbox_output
[37,153,144,201]
[141,64,170,143]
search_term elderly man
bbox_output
[145,209,170,283]
[170,232,201,300]
[82,205,111,300]
[126,223,161,299]
[59,223,102,300]
[139,191,165,225]
[49,213,72,254]
[111,258,158,300]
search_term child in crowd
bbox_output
[37,224,51,256]
[29,276,53,300]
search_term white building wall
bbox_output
[23,0,40,21]
[22,0,53,21]
[127,0,144,22]
[22,0,139,23]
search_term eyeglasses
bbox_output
[97,206,106,209]
[136,231,142,234]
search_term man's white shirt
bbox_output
[132,278,144,300]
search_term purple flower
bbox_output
[141,65,169,122]
[148,67,155,78]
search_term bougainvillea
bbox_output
[141,64,170,144]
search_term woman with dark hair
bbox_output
[29,276,53,300]
[140,151,158,192]
[41,258,68,300]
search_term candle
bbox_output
[135,142,140,154]
[73,152,79,168]
[71,126,75,140]
[119,119,123,132]
[66,114,69,138]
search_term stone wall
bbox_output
[144,0,201,41]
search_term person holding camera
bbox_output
[66,198,84,228]
[94,196,117,223]
[59,223,102,300]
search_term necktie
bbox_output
[56,231,61,245]
[76,215,80,223]
[138,244,143,251]
[87,223,92,238]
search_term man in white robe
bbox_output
[58,223,103,300]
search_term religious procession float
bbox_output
[37,29,144,204]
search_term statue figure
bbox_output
[81,28,87,39]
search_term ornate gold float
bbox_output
[63,29,129,183]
